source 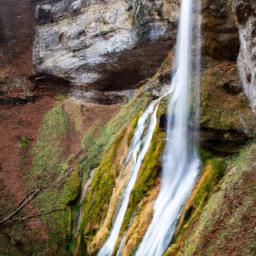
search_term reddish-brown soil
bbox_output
[189,168,256,256]
[0,86,61,239]
[0,0,34,78]
[0,85,70,202]
[0,0,119,253]
[63,101,120,160]
[0,81,121,244]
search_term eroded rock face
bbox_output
[33,0,179,90]
[200,61,256,155]
[201,0,239,61]
[233,0,256,112]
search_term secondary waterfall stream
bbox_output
[98,99,161,256]
[135,0,201,255]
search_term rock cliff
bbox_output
[33,0,178,90]
[234,0,256,111]
[0,0,256,256]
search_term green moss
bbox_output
[199,148,214,163]
[19,136,29,151]
[178,142,256,256]
[80,134,124,238]
[33,168,81,255]
[79,92,149,174]
[120,118,165,237]
[29,105,69,186]
[62,171,81,205]
[189,159,226,211]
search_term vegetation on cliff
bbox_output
[1,1,256,256]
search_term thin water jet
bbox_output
[98,98,161,256]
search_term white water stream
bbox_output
[98,99,161,256]
[135,0,202,255]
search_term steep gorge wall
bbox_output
[33,0,179,90]
[1,0,256,256]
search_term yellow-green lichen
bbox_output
[176,143,256,256]
[29,105,69,186]
[79,91,150,174]
[164,157,227,256]
[121,127,164,236]
[81,134,125,239]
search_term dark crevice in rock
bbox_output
[200,127,252,156]
[84,40,173,91]
[235,0,252,25]
[223,82,243,95]
[0,97,36,106]
[30,73,71,87]
[70,89,132,105]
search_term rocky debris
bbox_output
[69,88,137,105]
[233,0,256,112]
[33,0,179,89]
[0,76,34,105]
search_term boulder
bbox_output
[33,0,179,89]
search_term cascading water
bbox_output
[98,99,161,256]
[135,0,201,255]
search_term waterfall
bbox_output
[135,0,201,255]
[98,99,161,256]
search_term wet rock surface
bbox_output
[201,0,239,61]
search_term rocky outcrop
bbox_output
[200,61,256,155]
[33,0,179,90]
[233,0,256,112]
[0,76,34,105]
[201,0,239,61]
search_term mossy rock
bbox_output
[169,142,256,256]
[200,61,256,154]
[62,171,81,206]
[164,157,227,256]
[120,126,165,236]
[201,62,256,133]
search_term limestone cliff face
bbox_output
[33,0,179,90]
[234,0,256,112]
